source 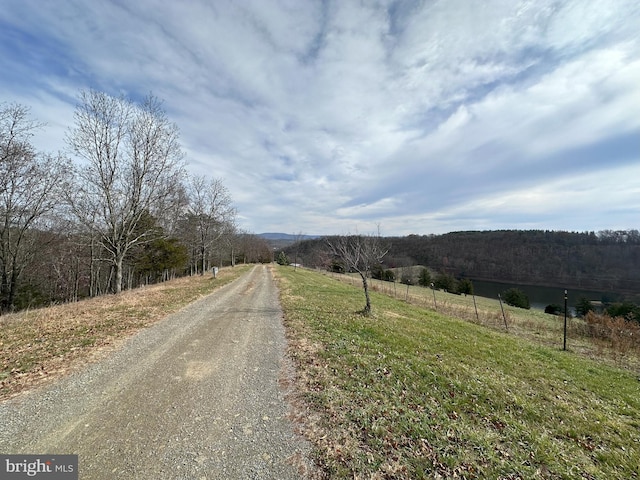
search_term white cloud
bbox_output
[336,197,402,219]
[0,0,638,235]
[438,162,640,230]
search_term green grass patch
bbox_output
[276,266,640,479]
[340,273,640,371]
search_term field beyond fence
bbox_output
[328,271,640,372]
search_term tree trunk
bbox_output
[73,257,80,302]
[0,270,9,312]
[89,238,97,297]
[5,267,19,312]
[361,272,372,316]
[115,255,124,294]
[127,266,133,290]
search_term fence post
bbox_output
[473,294,479,322]
[431,283,437,310]
[563,289,568,351]
[498,293,508,331]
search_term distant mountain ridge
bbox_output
[258,232,321,250]
[258,233,320,241]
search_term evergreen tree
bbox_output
[434,272,457,293]
[606,302,640,322]
[503,288,530,309]
[276,251,289,265]
[575,296,594,317]
[458,278,474,295]
[418,268,431,287]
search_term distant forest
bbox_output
[288,230,640,297]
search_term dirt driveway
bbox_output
[0,265,313,479]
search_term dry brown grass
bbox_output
[0,266,249,400]
[583,311,640,364]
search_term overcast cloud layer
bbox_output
[1,1,639,236]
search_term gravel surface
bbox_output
[0,265,315,479]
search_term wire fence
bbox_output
[323,270,640,371]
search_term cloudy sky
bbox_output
[1,1,639,236]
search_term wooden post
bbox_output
[498,293,508,331]
[473,294,479,322]
[431,283,437,310]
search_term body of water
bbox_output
[470,279,624,312]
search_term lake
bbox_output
[470,279,627,312]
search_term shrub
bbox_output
[584,311,640,354]
[434,272,457,293]
[545,304,562,315]
[502,288,530,309]
[458,278,474,295]
[418,268,431,287]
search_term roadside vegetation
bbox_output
[1,99,272,314]
[276,266,640,479]
[0,266,249,399]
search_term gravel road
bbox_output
[0,265,314,479]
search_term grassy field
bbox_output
[339,272,640,372]
[0,265,250,399]
[276,266,640,479]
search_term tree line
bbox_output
[284,229,640,318]
[1,93,271,313]
[286,230,640,294]
[384,230,640,295]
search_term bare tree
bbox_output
[292,231,305,270]
[235,232,272,264]
[326,229,389,316]
[185,175,236,275]
[0,103,70,311]
[66,90,185,294]
[221,222,239,267]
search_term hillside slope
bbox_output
[276,266,640,479]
